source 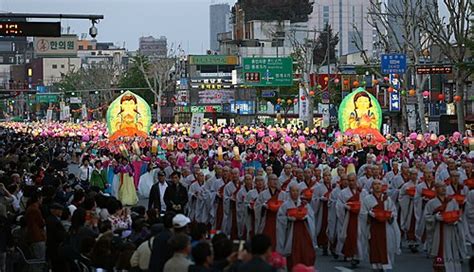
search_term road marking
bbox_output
[334,267,355,272]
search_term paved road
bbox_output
[316,247,471,271]
[136,197,471,271]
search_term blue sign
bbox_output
[381,54,407,74]
[389,90,400,111]
[231,101,255,115]
[36,85,46,93]
[261,90,276,98]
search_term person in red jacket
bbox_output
[25,191,46,271]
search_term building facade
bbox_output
[210,3,230,52]
[308,0,375,58]
[138,36,167,58]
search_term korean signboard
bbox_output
[34,35,78,57]
[191,105,223,113]
[389,90,401,111]
[35,94,58,103]
[190,113,204,137]
[416,66,453,74]
[298,87,309,121]
[198,89,234,104]
[189,55,238,65]
[381,54,407,74]
[230,101,255,115]
[242,57,293,87]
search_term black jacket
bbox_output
[237,257,275,272]
[163,182,188,214]
[45,214,66,258]
[148,181,169,211]
[148,228,173,272]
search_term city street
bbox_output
[316,248,471,271]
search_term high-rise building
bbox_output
[308,0,375,58]
[210,3,230,52]
[139,36,167,58]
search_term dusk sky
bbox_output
[2,0,236,54]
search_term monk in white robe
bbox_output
[435,158,456,184]
[245,176,265,240]
[255,174,285,249]
[278,164,293,187]
[359,179,401,271]
[187,170,210,224]
[276,184,317,269]
[445,170,468,207]
[236,174,253,239]
[298,168,316,203]
[463,190,474,248]
[210,166,230,231]
[424,182,466,272]
[311,170,333,255]
[336,173,367,267]
[358,165,373,190]
[414,170,436,250]
[222,168,241,239]
[399,168,419,252]
[328,174,348,258]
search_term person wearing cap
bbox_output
[148,171,168,215]
[164,171,188,214]
[173,214,191,233]
[424,182,466,271]
[46,202,67,271]
[399,168,420,253]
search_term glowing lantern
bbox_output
[387,86,394,93]
[372,79,379,85]
[309,90,315,96]
[324,76,329,81]
[454,95,462,102]
[423,90,430,97]
[343,79,349,85]
[301,95,306,100]
[277,98,282,104]
[317,84,322,89]
[353,81,359,87]
[293,98,298,104]
[334,78,340,84]
[287,99,293,104]
[383,76,389,81]
[438,94,445,101]
[409,89,416,96]
[400,89,407,96]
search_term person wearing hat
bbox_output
[148,170,168,215]
[46,202,66,271]
[173,214,191,233]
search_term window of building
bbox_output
[78,45,84,50]
[91,52,96,56]
[61,64,65,68]
[52,64,57,69]
[87,45,93,50]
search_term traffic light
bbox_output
[245,72,260,82]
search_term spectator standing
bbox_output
[25,191,46,269]
[163,233,192,272]
[148,212,175,272]
[164,171,188,214]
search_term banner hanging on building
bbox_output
[298,86,309,122]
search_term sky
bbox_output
[1,0,236,54]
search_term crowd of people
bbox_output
[0,121,473,272]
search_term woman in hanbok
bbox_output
[115,157,138,206]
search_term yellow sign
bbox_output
[106,91,151,140]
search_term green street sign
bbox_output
[35,94,58,103]
[242,57,293,87]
